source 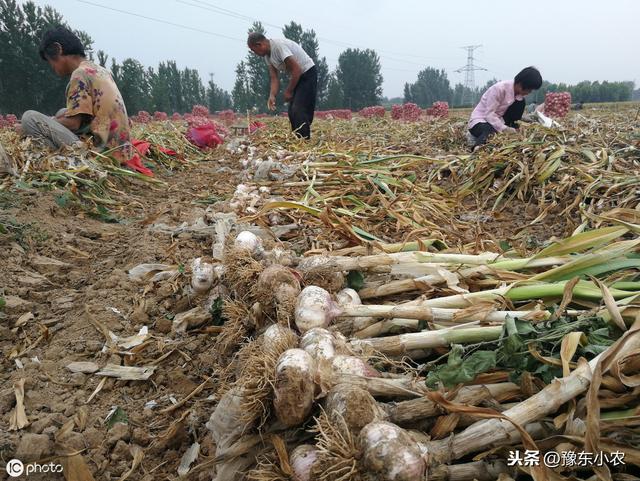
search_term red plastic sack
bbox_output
[217,110,237,123]
[186,125,223,149]
[426,101,449,118]
[132,139,151,156]
[543,92,571,118]
[127,139,177,176]
[391,103,422,121]
[249,121,266,133]
[158,146,177,156]
[191,105,210,117]
[124,153,154,177]
[132,111,151,124]
[359,106,386,118]
[132,139,177,157]
[0,114,18,128]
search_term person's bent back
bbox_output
[21,26,131,160]
[247,32,317,140]
[467,67,542,150]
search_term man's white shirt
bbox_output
[265,38,315,74]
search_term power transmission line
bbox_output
[177,0,451,67]
[75,0,440,76]
[76,0,243,41]
[177,0,276,26]
[455,45,487,105]
[76,0,470,95]
[247,0,456,59]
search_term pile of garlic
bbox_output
[228,183,271,215]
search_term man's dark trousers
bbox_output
[288,66,317,139]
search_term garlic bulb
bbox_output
[290,445,318,481]
[234,231,263,257]
[264,245,295,267]
[263,324,295,347]
[257,265,300,302]
[358,421,426,481]
[191,257,215,293]
[295,286,342,333]
[324,384,385,434]
[273,349,316,427]
[301,328,336,362]
[331,355,380,378]
[261,325,299,359]
[336,288,361,307]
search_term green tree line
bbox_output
[404,68,635,108]
[0,0,232,115]
[231,21,383,112]
[108,57,232,115]
[0,0,92,115]
[1,1,635,116]
[0,2,384,115]
[403,67,499,108]
[527,80,635,104]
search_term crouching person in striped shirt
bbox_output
[467,67,542,151]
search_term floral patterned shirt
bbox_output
[65,60,131,159]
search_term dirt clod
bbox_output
[107,423,130,446]
[15,433,53,461]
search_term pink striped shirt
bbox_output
[468,80,524,132]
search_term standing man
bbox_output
[247,32,317,139]
[467,67,542,150]
[20,26,131,160]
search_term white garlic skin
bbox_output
[191,258,215,293]
[234,230,264,257]
[294,286,341,333]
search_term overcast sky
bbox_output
[34,0,640,97]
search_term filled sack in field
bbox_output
[186,125,224,149]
